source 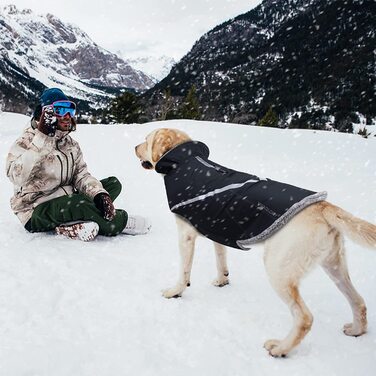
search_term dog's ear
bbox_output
[151,128,190,163]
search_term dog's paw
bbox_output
[162,287,184,299]
[264,339,288,358]
[212,276,229,287]
[343,323,366,337]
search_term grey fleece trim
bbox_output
[236,191,328,250]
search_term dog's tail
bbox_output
[322,202,376,249]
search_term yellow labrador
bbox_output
[135,128,376,357]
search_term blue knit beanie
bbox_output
[40,88,68,106]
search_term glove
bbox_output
[38,105,58,137]
[94,193,116,221]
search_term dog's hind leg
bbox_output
[212,242,229,287]
[162,216,198,298]
[263,233,317,357]
[320,232,367,336]
[263,279,313,357]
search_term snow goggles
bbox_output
[50,100,76,117]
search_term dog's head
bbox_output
[135,128,191,170]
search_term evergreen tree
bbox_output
[258,106,279,127]
[109,91,141,124]
[180,85,201,120]
[334,113,354,133]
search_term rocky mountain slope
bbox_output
[0,5,154,113]
[146,0,375,128]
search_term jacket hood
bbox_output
[155,141,210,174]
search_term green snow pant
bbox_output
[25,176,128,236]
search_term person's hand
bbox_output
[38,105,58,137]
[94,193,116,221]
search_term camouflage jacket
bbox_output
[6,123,107,226]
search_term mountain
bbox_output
[0,5,154,113]
[145,0,375,129]
[125,55,176,82]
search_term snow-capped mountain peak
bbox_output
[124,54,176,82]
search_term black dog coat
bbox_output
[155,141,327,250]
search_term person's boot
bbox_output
[122,215,151,235]
[55,221,99,241]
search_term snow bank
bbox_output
[0,113,375,375]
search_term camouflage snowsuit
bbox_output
[6,123,127,235]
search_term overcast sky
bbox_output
[6,0,262,60]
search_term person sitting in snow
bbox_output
[6,87,151,241]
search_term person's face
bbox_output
[57,113,73,131]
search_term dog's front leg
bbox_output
[212,242,229,287]
[162,217,198,299]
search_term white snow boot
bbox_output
[122,215,151,235]
[55,221,99,241]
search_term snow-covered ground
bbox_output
[0,112,375,376]
[352,113,376,138]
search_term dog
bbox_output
[135,127,376,357]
